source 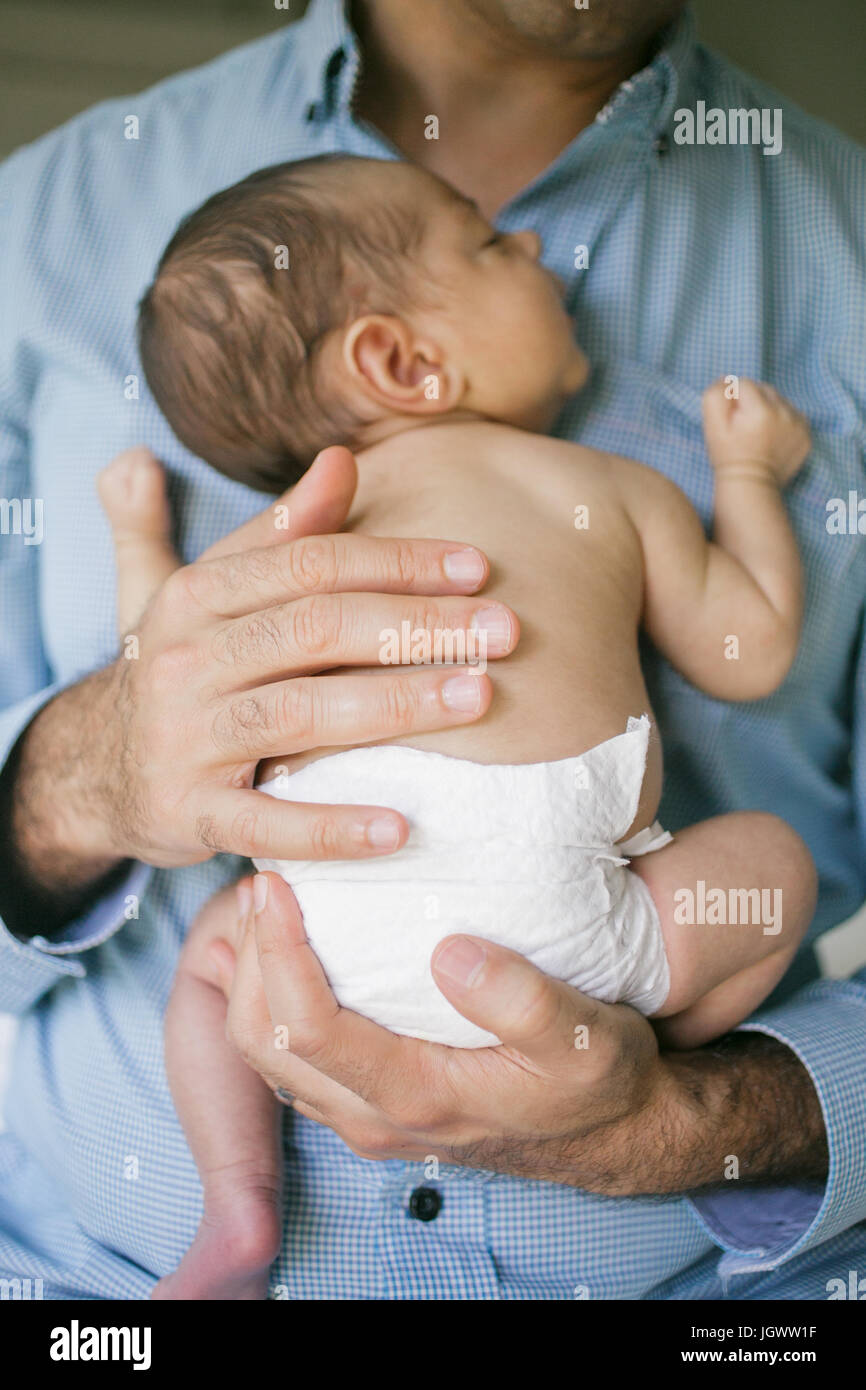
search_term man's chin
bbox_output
[467,0,686,60]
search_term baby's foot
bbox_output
[97,447,180,633]
[97,446,172,537]
[152,1175,282,1301]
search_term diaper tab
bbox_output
[616,819,674,857]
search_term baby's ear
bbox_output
[342,314,464,415]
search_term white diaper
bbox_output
[255,714,672,1048]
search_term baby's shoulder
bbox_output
[477,424,625,490]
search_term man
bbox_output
[0,0,864,1299]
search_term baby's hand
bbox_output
[702,378,811,486]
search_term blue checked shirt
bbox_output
[1,0,865,1300]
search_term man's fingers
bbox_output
[196,788,410,861]
[251,872,416,1107]
[181,532,491,622]
[224,900,345,1111]
[210,667,493,766]
[227,874,402,1121]
[251,872,339,1043]
[200,446,358,562]
[210,591,517,684]
[223,899,272,1064]
[431,934,595,1063]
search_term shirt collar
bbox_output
[593,6,697,137]
[292,0,356,122]
[295,0,697,137]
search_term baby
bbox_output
[99,155,816,1299]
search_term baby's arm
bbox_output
[153,883,283,1300]
[617,378,810,700]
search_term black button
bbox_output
[408,1186,442,1222]
[653,134,669,156]
[325,47,346,80]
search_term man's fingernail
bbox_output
[443,547,485,587]
[471,605,515,656]
[253,874,269,914]
[236,879,252,917]
[442,673,484,713]
[366,816,402,850]
[435,937,487,988]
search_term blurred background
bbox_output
[0,0,864,160]
[0,3,863,1086]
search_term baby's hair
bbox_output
[138,155,427,492]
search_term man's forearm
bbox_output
[0,668,125,938]
[623,1031,828,1196]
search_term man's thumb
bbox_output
[285,445,358,539]
[201,445,358,561]
[431,935,576,1056]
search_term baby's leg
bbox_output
[153,884,283,1301]
[629,812,816,1049]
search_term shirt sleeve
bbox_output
[687,971,866,1272]
[0,153,152,1015]
[689,579,866,1269]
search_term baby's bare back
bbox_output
[343,420,662,834]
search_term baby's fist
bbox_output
[702,378,810,485]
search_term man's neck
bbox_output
[351,0,656,216]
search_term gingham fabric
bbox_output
[0,0,865,1299]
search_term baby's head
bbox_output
[139,155,588,491]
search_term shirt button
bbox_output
[325,47,346,80]
[408,1186,442,1222]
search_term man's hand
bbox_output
[215,873,828,1194]
[3,445,517,927]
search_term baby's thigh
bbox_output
[629,811,816,1013]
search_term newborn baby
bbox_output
[99,154,816,1299]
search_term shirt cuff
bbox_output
[0,685,153,1011]
[687,975,866,1272]
[0,860,152,1012]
